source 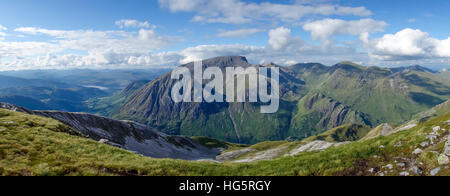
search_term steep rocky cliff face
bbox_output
[0,102,220,160]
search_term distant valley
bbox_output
[0,69,169,112]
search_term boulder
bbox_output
[426,134,438,144]
[399,172,409,176]
[98,139,109,144]
[432,126,441,132]
[430,167,440,176]
[384,164,393,170]
[409,166,422,175]
[420,141,429,148]
[438,154,449,165]
[445,141,450,156]
[413,148,423,155]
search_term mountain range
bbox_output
[112,56,450,144]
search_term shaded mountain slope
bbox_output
[0,103,220,160]
[116,56,302,144]
[0,95,52,110]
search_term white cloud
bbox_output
[434,38,450,58]
[158,0,206,12]
[0,51,186,71]
[268,27,303,51]
[2,24,449,71]
[158,0,371,24]
[0,25,7,37]
[115,19,152,29]
[216,28,265,38]
[179,44,264,63]
[370,28,450,61]
[0,41,63,57]
[0,23,364,71]
[0,25,184,70]
[14,27,178,54]
[284,60,298,65]
[176,27,356,65]
[268,27,292,50]
[303,18,387,45]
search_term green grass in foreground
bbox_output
[0,108,449,176]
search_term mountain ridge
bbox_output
[113,56,450,144]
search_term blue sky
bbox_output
[0,0,449,70]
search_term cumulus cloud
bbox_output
[3,22,449,71]
[0,50,186,71]
[115,19,153,29]
[158,0,206,12]
[14,27,178,54]
[0,23,365,71]
[216,28,265,38]
[303,18,387,45]
[0,25,185,70]
[0,41,63,57]
[158,0,371,24]
[1,24,357,70]
[179,44,264,63]
[370,28,450,61]
[176,27,356,65]
[268,27,303,51]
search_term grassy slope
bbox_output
[288,93,371,139]
[304,124,372,143]
[1,107,449,176]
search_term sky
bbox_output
[0,0,449,70]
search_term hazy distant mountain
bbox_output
[0,86,108,112]
[0,75,73,89]
[390,65,437,74]
[0,69,170,92]
[0,69,168,112]
[113,56,450,144]
[86,80,151,116]
[0,95,52,110]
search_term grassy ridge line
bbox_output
[1,107,449,176]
